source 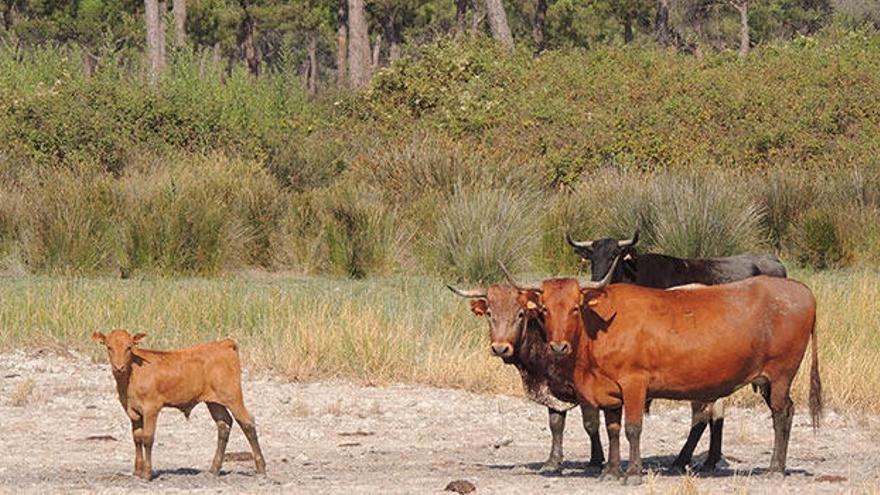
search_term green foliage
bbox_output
[792,207,848,269]
[435,187,541,283]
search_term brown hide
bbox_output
[92,329,265,480]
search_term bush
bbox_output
[792,207,850,269]
[650,173,765,258]
[434,187,541,283]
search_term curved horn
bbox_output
[617,229,640,247]
[447,285,487,299]
[579,255,620,290]
[565,232,593,249]
[498,261,543,292]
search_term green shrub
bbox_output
[17,166,125,274]
[435,187,541,283]
[650,173,765,258]
[792,207,850,269]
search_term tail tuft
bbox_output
[808,316,823,431]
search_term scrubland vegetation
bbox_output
[2,27,880,411]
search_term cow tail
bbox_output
[808,315,822,431]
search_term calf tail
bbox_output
[808,315,823,431]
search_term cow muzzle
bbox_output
[491,343,513,358]
[549,341,571,355]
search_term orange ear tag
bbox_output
[526,300,538,310]
[587,299,600,307]
[624,253,633,261]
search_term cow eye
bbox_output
[572,307,580,314]
[517,310,524,319]
[485,309,493,318]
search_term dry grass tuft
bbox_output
[9,379,35,407]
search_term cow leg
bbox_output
[768,381,794,474]
[130,418,144,477]
[622,382,647,486]
[581,404,605,468]
[140,407,159,481]
[540,408,565,473]
[207,402,233,475]
[599,407,623,481]
[670,401,709,472]
[227,401,267,475]
[701,399,725,472]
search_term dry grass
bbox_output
[8,379,35,407]
[0,268,876,412]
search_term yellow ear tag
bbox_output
[526,300,538,310]
[624,253,633,261]
[587,299,599,307]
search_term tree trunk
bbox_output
[456,0,468,38]
[336,0,348,85]
[158,0,167,63]
[307,34,319,95]
[371,33,381,68]
[2,1,15,31]
[384,16,402,62]
[623,11,634,44]
[532,0,547,52]
[144,0,162,82]
[470,0,485,38]
[347,0,371,89]
[82,47,97,79]
[173,0,186,47]
[484,0,514,49]
[239,3,260,77]
[736,0,749,57]
[655,0,672,46]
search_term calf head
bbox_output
[566,230,639,281]
[448,284,528,360]
[503,257,619,357]
[92,329,146,376]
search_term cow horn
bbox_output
[617,229,640,247]
[447,286,487,298]
[579,255,620,290]
[498,261,543,292]
[565,232,593,249]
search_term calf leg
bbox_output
[207,402,233,475]
[581,404,605,467]
[768,381,794,474]
[541,409,565,473]
[140,407,160,481]
[670,401,709,472]
[130,418,144,477]
[227,401,267,475]
[599,407,623,481]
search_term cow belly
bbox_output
[517,368,577,411]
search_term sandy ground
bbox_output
[0,349,878,494]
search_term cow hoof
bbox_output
[697,462,718,473]
[136,470,153,481]
[623,474,644,486]
[765,470,786,480]
[599,465,623,481]
[666,464,688,475]
[539,459,562,474]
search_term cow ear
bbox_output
[132,333,147,345]
[621,247,636,262]
[91,332,106,345]
[519,291,543,317]
[470,299,488,316]
[582,290,613,320]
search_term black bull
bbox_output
[566,230,788,471]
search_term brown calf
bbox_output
[92,329,266,480]
[516,276,821,485]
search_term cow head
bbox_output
[92,329,146,376]
[504,257,619,357]
[448,284,528,360]
[566,230,639,281]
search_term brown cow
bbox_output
[92,330,266,480]
[511,275,821,485]
[448,283,605,472]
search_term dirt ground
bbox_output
[1,349,878,494]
